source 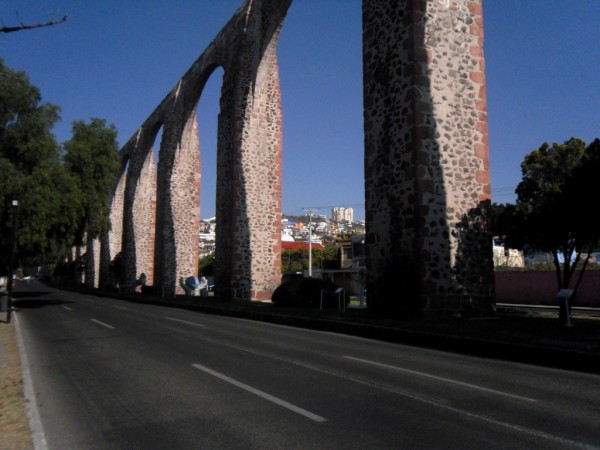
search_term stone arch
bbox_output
[100,0,494,315]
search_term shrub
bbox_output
[271,277,341,308]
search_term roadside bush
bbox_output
[271,277,341,308]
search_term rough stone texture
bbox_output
[100,0,290,299]
[362,0,493,315]
[133,150,157,285]
[99,171,126,289]
[83,236,101,288]
[94,0,493,313]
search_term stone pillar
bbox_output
[214,2,288,301]
[362,0,494,316]
[121,133,157,292]
[101,166,127,289]
[134,151,157,286]
[237,48,283,301]
[155,108,201,297]
[84,235,101,288]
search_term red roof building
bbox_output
[281,241,324,251]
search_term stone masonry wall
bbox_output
[134,150,157,284]
[103,0,291,299]
[97,0,493,313]
[99,167,126,289]
[363,0,493,315]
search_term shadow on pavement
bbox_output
[10,283,73,308]
[12,298,75,309]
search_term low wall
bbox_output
[495,270,600,307]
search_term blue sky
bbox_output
[1,1,599,221]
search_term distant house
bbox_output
[282,228,294,242]
[492,239,524,268]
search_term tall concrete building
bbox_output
[332,207,354,223]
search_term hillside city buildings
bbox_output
[198,207,364,259]
[199,207,547,274]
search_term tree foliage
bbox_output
[63,118,120,243]
[0,58,81,271]
[281,244,341,273]
[497,137,600,295]
[0,59,120,276]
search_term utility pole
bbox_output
[302,207,318,277]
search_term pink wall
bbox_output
[495,270,600,307]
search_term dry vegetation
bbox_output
[0,320,33,450]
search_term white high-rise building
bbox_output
[332,207,354,223]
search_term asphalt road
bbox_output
[15,287,600,449]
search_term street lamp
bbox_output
[302,207,318,278]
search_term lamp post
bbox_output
[6,199,18,323]
[303,207,318,278]
[308,211,313,277]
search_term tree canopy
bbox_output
[493,137,600,294]
[63,118,120,243]
[0,59,120,276]
[0,58,79,271]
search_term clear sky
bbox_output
[2,1,599,221]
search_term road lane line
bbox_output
[62,306,72,311]
[166,317,205,327]
[90,319,115,329]
[112,305,128,310]
[344,356,537,403]
[192,363,326,423]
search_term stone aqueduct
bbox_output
[87,0,494,315]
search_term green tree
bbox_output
[63,118,120,243]
[491,202,526,251]
[514,137,599,294]
[0,59,81,272]
[199,252,215,276]
[63,118,120,286]
[282,248,307,273]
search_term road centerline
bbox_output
[192,363,326,423]
[344,356,537,403]
[166,317,205,327]
[90,319,115,329]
